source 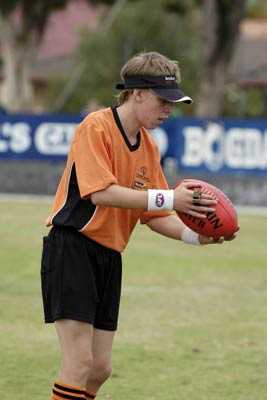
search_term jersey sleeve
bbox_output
[73,120,118,198]
[140,157,173,224]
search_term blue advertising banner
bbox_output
[153,117,267,176]
[0,112,267,175]
[0,113,82,161]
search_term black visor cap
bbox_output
[115,75,193,104]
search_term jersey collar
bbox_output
[111,107,141,152]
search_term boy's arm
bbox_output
[91,184,148,209]
[91,185,236,245]
[146,214,236,245]
[147,214,186,240]
[90,183,216,218]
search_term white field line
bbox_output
[0,193,53,203]
[236,205,267,216]
[0,193,267,216]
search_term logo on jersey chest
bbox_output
[132,166,151,190]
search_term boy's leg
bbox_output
[86,328,116,395]
[51,321,115,399]
[55,319,94,386]
[52,318,94,399]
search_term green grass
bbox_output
[0,200,267,400]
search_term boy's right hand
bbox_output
[173,181,217,219]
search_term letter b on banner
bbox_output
[182,123,224,172]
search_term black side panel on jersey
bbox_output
[52,163,96,230]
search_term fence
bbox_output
[0,112,266,205]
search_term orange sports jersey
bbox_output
[46,107,172,252]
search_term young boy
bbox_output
[41,51,234,400]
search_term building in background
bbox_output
[26,3,267,112]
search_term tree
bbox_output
[0,1,74,111]
[56,0,200,113]
[196,0,247,117]
[0,0,115,112]
[247,0,267,17]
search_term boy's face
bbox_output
[135,89,175,129]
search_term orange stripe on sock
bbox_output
[53,388,87,399]
[52,382,88,399]
[55,381,87,393]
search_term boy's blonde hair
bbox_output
[116,51,181,105]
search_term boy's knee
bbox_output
[92,360,112,384]
[77,354,94,374]
[64,352,94,382]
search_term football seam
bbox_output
[207,186,238,232]
[217,198,238,231]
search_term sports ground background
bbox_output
[0,112,267,399]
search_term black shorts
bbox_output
[41,226,122,331]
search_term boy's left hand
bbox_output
[199,233,238,245]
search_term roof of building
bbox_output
[38,0,98,60]
[32,0,99,78]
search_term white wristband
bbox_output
[181,227,200,246]
[147,189,174,211]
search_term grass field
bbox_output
[0,199,267,400]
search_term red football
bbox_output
[175,179,239,239]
